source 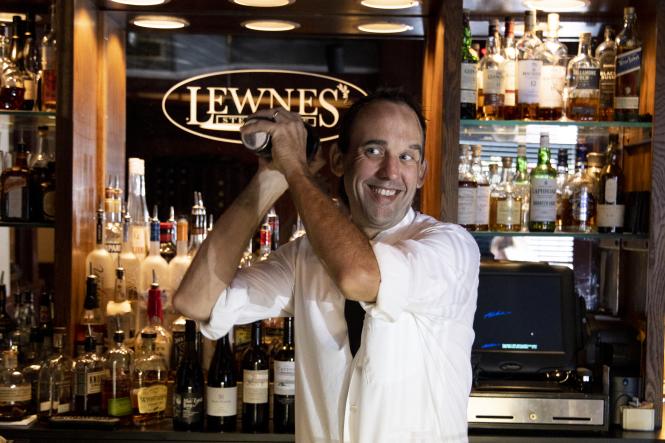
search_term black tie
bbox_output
[344,299,365,357]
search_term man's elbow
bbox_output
[336,268,379,303]
[173,291,209,321]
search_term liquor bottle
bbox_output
[207,334,237,432]
[501,16,518,120]
[41,126,56,222]
[40,1,57,111]
[460,10,479,119]
[101,330,133,421]
[615,7,642,122]
[0,272,17,351]
[72,335,104,415]
[106,267,133,346]
[173,320,204,431]
[567,33,600,121]
[160,207,176,263]
[273,317,295,434]
[141,206,171,318]
[11,291,31,365]
[537,13,567,120]
[555,148,570,232]
[22,327,46,414]
[489,157,521,232]
[37,327,73,416]
[529,133,557,232]
[457,145,477,230]
[1,141,31,221]
[75,272,106,357]
[597,134,625,233]
[29,127,53,222]
[516,9,542,120]
[596,26,617,121]
[37,291,54,353]
[565,144,596,232]
[188,192,206,258]
[126,158,149,260]
[131,330,168,426]
[119,212,141,339]
[242,321,269,433]
[20,14,38,111]
[13,16,36,111]
[0,17,25,110]
[104,176,123,255]
[257,221,272,262]
[0,349,31,421]
[134,272,172,371]
[85,206,115,308]
[488,163,501,190]
[169,218,192,292]
[470,145,489,230]
[266,207,280,250]
[479,19,504,120]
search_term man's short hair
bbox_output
[336,87,427,158]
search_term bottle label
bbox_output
[482,68,503,95]
[87,370,104,394]
[576,67,600,90]
[243,370,268,404]
[461,62,478,105]
[597,204,625,228]
[206,386,237,417]
[43,190,56,220]
[274,361,295,396]
[572,189,595,223]
[616,47,642,77]
[0,385,31,402]
[502,60,516,106]
[457,187,476,225]
[24,78,35,101]
[540,65,566,108]
[475,185,490,226]
[614,96,639,110]
[174,392,204,424]
[57,402,71,413]
[529,177,557,222]
[605,177,619,204]
[600,63,616,107]
[135,384,167,414]
[108,397,132,416]
[496,199,521,226]
[131,226,146,257]
[3,177,27,218]
[40,400,59,412]
[517,59,542,104]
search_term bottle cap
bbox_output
[141,331,157,340]
[113,330,125,343]
[128,157,144,175]
[115,266,125,280]
[185,319,197,341]
[501,157,512,167]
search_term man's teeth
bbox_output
[371,186,397,196]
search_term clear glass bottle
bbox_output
[102,330,133,421]
[131,331,168,426]
[85,206,115,308]
[266,207,280,250]
[140,207,171,317]
[479,19,504,120]
[597,134,625,233]
[0,141,31,221]
[488,163,501,190]
[516,9,542,119]
[28,126,52,222]
[0,17,25,110]
[529,133,557,232]
[471,145,489,230]
[501,16,518,120]
[567,32,600,121]
[188,192,206,258]
[206,333,237,432]
[565,144,596,232]
[0,349,31,421]
[169,218,192,292]
[258,222,272,261]
[119,212,141,340]
[461,10,479,120]
[12,16,35,112]
[134,273,172,372]
[126,158,149,260]
[513,146,530,231]
[75,273,106,357]
[537,13,567,120]
[106,267,134,347]
[20,14,38,111]
[160,208,176,264]
[22,328,47,414]
[596,26,617,121]
[490,156,521,232]
[555,148,570,232]
[72,336,104,415]
[614,7,642,122]
[36,327,72,417]
[457,144,477,230]
[40,1,57,112]
[104,176,123,255]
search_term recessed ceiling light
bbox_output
[523,0,588,12]
[131,15,189,29]
[111,0,170,5]
[0,13,26,23]
[230,0,295,6]
[242,19,300,31]
[360,0,419,9]
[357,21,413,34]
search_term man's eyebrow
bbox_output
[359,139,387,147]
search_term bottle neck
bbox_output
[147,289,163,326]
[537,147,552,166]
[251,322,262,348]
[282,317,294,346]
[115,277,126,302]
[500,164,513,182]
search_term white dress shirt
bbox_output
[200,208,479,442]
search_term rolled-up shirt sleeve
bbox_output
[199,239,298,340]
[361,223,479,322]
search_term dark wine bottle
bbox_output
[173,319,204,431]
[273,317,295,433]
[206,333,237,432]
[242,321,269,433]
[597,134,625,233]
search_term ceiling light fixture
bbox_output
[130,15,189,29]
[241,19,300,31]
[111,0,170,5]
[230,0,295,7]
[0,13,26,23]
[357,21,413,34]
[360,0,419,9]
[523,0,588,12]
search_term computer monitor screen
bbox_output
[472,261,578,375]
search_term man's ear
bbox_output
[417,158,428,188]
[330,143,345,177]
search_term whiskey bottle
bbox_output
[597,134,625,233]
[529,133,557,232]
[40,1,57,112]
[173,320,204,432]
[516,10,542,119]
[501,16,518,120]
[471,145,490,230]
[101,330,133,421]
[537,13,567,120]
[72,336,104,415]
[615,7,642,122]
[565,144,596,232]
[131,331,168,426]
[85,206,115,308]
[0,350,30,421]
[555,148,570,231]
[273,317,295,434]
[479,19,504,120]
[596,26,617,121]
[489,157,521,232]
[37,327,73,416]
[567,33,600,121]
[207,333,237,432]
[140,207,171,318]
[242,321,269,433]
[460,10,479,119]
[457,145,477,230]
[134,272,172,371]
[0,141,31,221]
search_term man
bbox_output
[174,89,479,442]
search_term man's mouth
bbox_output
[368,184,401,198]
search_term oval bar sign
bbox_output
[162,69,368,144]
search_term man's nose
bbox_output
[377,154,399,180]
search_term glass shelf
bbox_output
[0,110,56,118]
[470,230,647,240]
[460,119,652,128]
[0,220,55,229]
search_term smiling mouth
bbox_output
[368,184,401,197]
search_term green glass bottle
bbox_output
[529,133,558,232]
[461,10,479,119]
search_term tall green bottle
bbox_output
[528,133,558,232]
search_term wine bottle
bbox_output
[273,317,295,433]
[206,333,237,432]
[242,321,269,433]
[173,320,204,431]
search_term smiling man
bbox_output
[173,88,480,442]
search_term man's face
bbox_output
[342,100,426,237]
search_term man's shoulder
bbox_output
[410,212,476,241]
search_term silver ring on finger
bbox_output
[272,110,280,120]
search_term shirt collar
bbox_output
[370,208,416,243]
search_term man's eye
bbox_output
[364,147,381,156]
[400,152,416,161]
